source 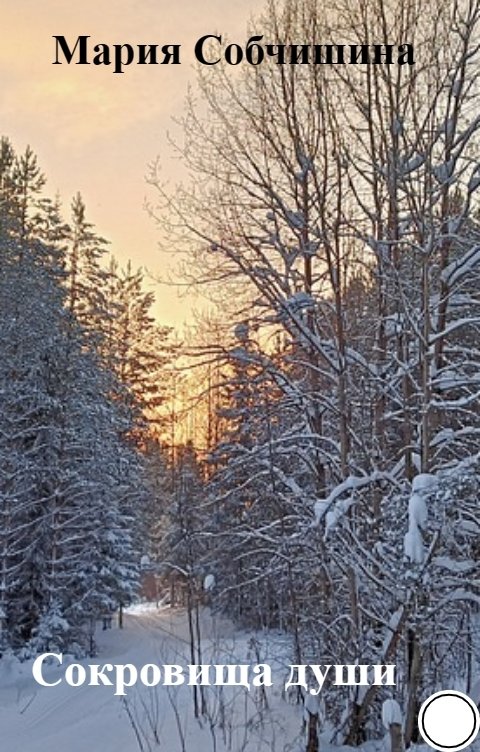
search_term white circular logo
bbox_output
[418,690,480,751]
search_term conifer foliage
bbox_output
[0,137,167,655]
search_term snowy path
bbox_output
[0,606,298,752]
[0,607,210,752]
[0,606,436,752]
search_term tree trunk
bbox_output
[404,630,422,746]
[306,710,319,752]
[389,723,405,752]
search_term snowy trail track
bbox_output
[0,606,435,752]
[0,606,207,752]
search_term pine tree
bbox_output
[0,138,150,654]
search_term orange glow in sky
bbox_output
[1,0,259,328]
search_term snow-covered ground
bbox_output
[0,605,295,752]
[0,605,434,752]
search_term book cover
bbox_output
[1,2,479,751]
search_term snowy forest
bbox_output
[0,133,177,653]
[2,0,480,750]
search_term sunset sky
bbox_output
[1,0,259,328]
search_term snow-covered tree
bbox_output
[151,0,480,743]
[0,139,152,654]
